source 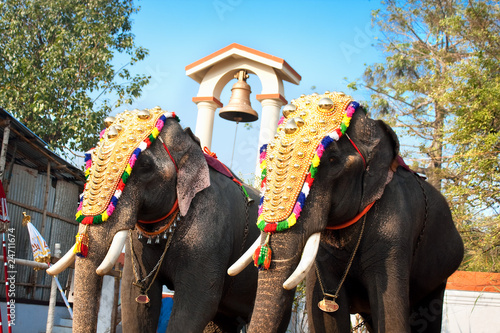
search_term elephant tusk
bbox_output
[227,236,262,276]
[46,244,76,276]
[96,230,128,276]
[283,232,321,290]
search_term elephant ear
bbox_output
[356,115,399,208]
[176,128,210,216]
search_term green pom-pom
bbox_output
[257,219,266,231]
[310,166,318,178]
[121,172,130,183]
[340,123,347,134]
[93,215,103,225]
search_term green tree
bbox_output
[0,0,150,154]
[352,0,500,271]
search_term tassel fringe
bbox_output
[253,234,272,270]
[74,226,89,258]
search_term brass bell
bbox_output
[219,70,258,123]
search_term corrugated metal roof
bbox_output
[0,107,85,187]
[0,108,84,302]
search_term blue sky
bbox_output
[112,0,384,182]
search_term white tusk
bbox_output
[96,230,127,276]
[283,232,321,290]
[46,245,76,276]
[227,236,262,276]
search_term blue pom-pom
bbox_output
[297,192,306,206]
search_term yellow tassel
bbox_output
[74,225,89,258]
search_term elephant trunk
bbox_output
[247,230,316,333]
[73,254,104,333]
[72,224,121,333]
[248,267,297,333]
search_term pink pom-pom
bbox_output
[156,119,164,130]
[259,151,266,163]
[346,105,355,118]
[129,154,137,168]
[107,203,115,216]
[277,116,285,126]
[292,201,302,216]
[316,144,325,158]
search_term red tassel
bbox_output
[74,226,89,258]
[82,216,94,225]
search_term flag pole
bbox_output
[47,244,73,319]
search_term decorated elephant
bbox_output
[48,107,260,332]
[229,92,464,332]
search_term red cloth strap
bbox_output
[160,138,178,172]
[138,200,179,224]
[346,133,366,168]
[326,201,375,230]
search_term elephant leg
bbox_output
[409,282,446,333]
[165,269,225,333]
[366,271,411,333]
[306,268,351,333]
[207,313,246,333]
[121,260,163,333]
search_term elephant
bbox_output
[229,92,464,333]
[48,107,260,333]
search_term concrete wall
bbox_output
[442,290,500,333]
[0,302,70,333]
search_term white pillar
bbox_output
[255,98,284,182]
[194,101,218,150]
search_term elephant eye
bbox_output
[135,155,154,172]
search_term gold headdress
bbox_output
[254,92,360,269]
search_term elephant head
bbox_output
[229,92,463,332]
[47,107,260,332]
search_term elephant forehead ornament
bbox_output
[254,92,360,269]
[73,107,179,257]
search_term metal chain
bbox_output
[351,318,367,332]
[130,227,174,294]
[315,214,367,300]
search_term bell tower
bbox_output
[185,43,301,156]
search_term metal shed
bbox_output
[0,107,85,303]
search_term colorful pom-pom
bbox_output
[253,242,272,270]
